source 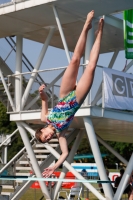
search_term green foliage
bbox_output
[71,135,133,168]
[107,141,133,162]
[8,135,24,160]
[0,101,16,134]
[0,101,23,161]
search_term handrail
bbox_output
[7,63,105,77]
[7,65,69,77]
[0,129,18,148]
[5,37,45,85]
[0,137,35,174]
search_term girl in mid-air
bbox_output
[35,10,104,177]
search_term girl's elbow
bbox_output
[41,117,45,123]
[62,151,68,159]
[41,118,46,123]
[41,115,48,123]
[65,151,69,158]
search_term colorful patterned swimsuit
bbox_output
[47,90,80,132]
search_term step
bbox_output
[0,88,5,91]
[49,138,58,142]
[36,138,58,143]
[32,155,48,158]
[16,173,31,176]
[2,185,14,189]
[36,144,58,148]
[33,149,50,153]
[19,161,42,165]
[16,167,31,170]
[1,192,11,195]
[25,154,48,159]
[15,173,32,183]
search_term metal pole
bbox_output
[53,130,84,199]
[15,35,23,111]
[114,153,133,200]
[96,134,128,165]
[44,144,105,200]
[83,117,113,200]
[22,123,105,200]
[84,20,94,106]
[52,86,54,108]
[17,122,51,200]
[0,138,35,174]
[0,129,18,148]
[22,27,55,109]
[4,146,7,164]
[25,69,65,110]
[53,6,71,63]
[0,69,15,111]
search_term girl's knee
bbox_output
[86,62,97,72]
[70,55,80,66]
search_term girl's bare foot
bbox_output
[95,18,104,36]
[85,10,94,30]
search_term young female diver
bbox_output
[35,10,104,178]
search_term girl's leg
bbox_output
[76,18,104,104]
[59,10,94,98]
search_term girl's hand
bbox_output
[42,166,55,178]
[39,84,48,101]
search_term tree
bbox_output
[0,101,24,161]
[0,101,16,134]
[70,134,133,168]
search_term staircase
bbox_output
[0,136,59,198]
[0,129,78,200]
[15,138,59,181]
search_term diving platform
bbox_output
[9,106,133,143]
[0,0,131,53]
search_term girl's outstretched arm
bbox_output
[42,132,69,177]
[39,84,48,122]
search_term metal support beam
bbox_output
[3,146,7,164]
[53,6,71,63]
[104,15,123,30]
[113,153,133,200]
[15,35,23,111]
[17,122,51,200]
[43,143,105,200]
[53,130,84,199]
[83,117,113,200]
[108,50,119,69]
[124,59,133,72]
[21,122,105,199]
[25,68,65,110]
[0,69,15,111]
[22,27,55,109]
[96,134,128,165]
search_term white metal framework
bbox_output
[0,1,133,200]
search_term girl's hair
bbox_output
[35,123,49,143]
[35,127,44,143]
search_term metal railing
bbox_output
[6,64,105,113]
[0,0,30,7]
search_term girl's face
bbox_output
[40,124,56,143]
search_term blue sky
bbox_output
[0,0,10,3]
